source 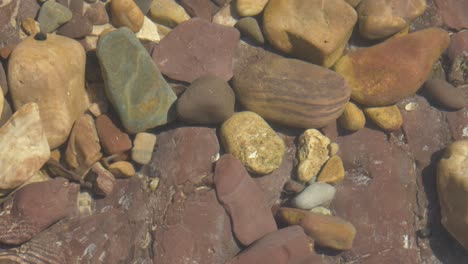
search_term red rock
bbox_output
[95,114,132,155]
[57,12,93,38]
[85,3,109,25]
[180,0,215,20]
[435,0,468,30]
[17,0,40,22]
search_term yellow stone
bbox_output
[317,155,345,184]
[364,105,403,131]
[237,0,269,17]
[297,129,330,183]
[109,161,136,178]
[338,102,366,131]
[21,18,40,36]
[149,0,190,28]
[111,0,144,33]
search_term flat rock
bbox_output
[149,0,190,28]
[17,0,40,22]
[292,182,336,210]
[424,79,467,110]
[38,1,72,33]
[95,115,132,155]
[0,0,21,48]
[110,0,144,32]
[435,0,468,30]
[297,129,330,182]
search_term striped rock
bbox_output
[232,56,351,129]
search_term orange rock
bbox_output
[111,0,144,32]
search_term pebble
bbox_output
[180,0,214,21]
[111,0,144,32]
[447,31,468,86]
[297,129,330,183]
[263,0,357,68]
[235,17,264,45]
[424,79,467,110]
[404,102,419,111]
[109,161,136,178]
[21,18,40,36]
[149,0,190,28]
[292,182,336,210]
[57,12,93,39]
[435,0,468,30]
[364,105,403,131]
[310,206,333,216]
[37,1,72,33]
[97,27,177,133]
[213,3,240,27]
[89,162,116,196]
[328,142,340,156]
[136,16,161,42]
[50,149,61,162]
[177,75,235,124]
[215,154,277,246]
[220,111,286,175]
[338,102,366,132]
[236,0,269,17]
[317,155,345,184]
[335,28,450,107]
[85,3,109,26]
[283,180,305,194]
[149,177,160,191]
[132,132,157,165]
[134,0,153,14]
[95,115,132,155]
[0,103,50,191]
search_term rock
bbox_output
[317,156,345,184]
[0,91,3,117]
[227,226,313,264]
[21,18,40,36]
[364,105,403,131]
[177,75,235,124]
[136,16,160,42]
[157,24,172,39]
[263,0,357,68]
[233,56,351,128]
[292,182,336,210]
[335,28,450,107]
[338,102,366,132]
[277,208,356,250]
[65,114,102,173]
[0,0,21,48]
[0,63,7,95]
[149,0,190,28]
[97,27,177,133]
[152,18,240,83]
[89,162,116,196]
[345,0,362,7]
[180,0,215,21]
[132,132,157,165]
[0,178,79,245]
[18,0,40,22]
[134,0,153,14]
[57,12,93,38]
[38,1,72,33]
[435,0,468,30]
[236,0,268,16]
[110,0,144,32]
[95,115,132,155]
[109,161,135,178]
[448,31,468,86]
[215,154,277,245]
[297,129,330,182]
[328,142,340,156]
[235,17,264,45]
[357,0,426,39]
[310,206,333,216]
[0,100,12,127]
[85,3,109,25]
[213,3,240,27]
[425,79,467,110]
[220,111,286,175]
[438,140,468,250]
[8,33,89,148]
[0,103,50,191]
[284,180,305,194]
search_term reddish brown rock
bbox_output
[95,115,132,155]
[57,12,93,38]
[215,154,278,246]
[435,0,468,30]
[180,0,215,20]
[88,162,116,196]
[0,0,21,48]
[85,3,109,25]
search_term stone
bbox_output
[177,75,235,124]
[317,155,345,184]
[233,56,351,129]
[263,0,357,68]
[95,115,132,155]
[110,0,144,32]
[425,79,467,110]
[0,103,50,191]
[65,114,102,173]
[213,3,240,27]
[310,206,333,216]
[220,111,286,175]
[18,0,40,22]
[297,129,330,183]
[85,3,109,26]
[338,102,366,132]
[437,140,468,250]
[180,0,215,21]
[277,208,356,250]
[21,18,40,36]
[357,0,426,39]
[435,0,468,30]
[136,16,161,42]
[0,178,79,245]
[448,31,468,86]
[292,183,336,210]
[97,27,177,133]
[236,0,268,16]
[215,154,278,246]
[132,132,157,165]
[134,0,153,14]
[364,105,403,131]
[0,63,7,95]
[57,12,93,38]
[335,28,450,107]
[152,18,240,83]
[284,180,305,194]
[38,1,72,33]
[8,33,89,148]
[227,226,313,264]
[0,91,3,117]
[328,142,340,156]
[88,162,116,196]
[0,0,21,48]
[345,0,362,6]
[235,17,264,45]
[109,161,135,177]
[150,0,191,28]
[0,100,12,128]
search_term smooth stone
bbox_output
[85,3,109,26]
[338,102,366,132]
[0,100,12,127]
[317,155,345,184]
[97,27,177,133]
[215,154,278,246]
[177,75,235,124]
[0,103,50,191]
[38,1,72,33]
[149,0,190,28]
[233,56,351,128]
[132,132,157,165]
[134,0,153,14]
[435,0,468,30]
[8,34,89,148]
[152,18,240,83]
[236,0,268,16]
[424,79,467,110]
[213,2,240,27]
[111,0,144,32]
[335,28,450,107]
[357,0,426,39]
[220,111,286,175]
[57,12,93,38]
[448,31,468,86]
[297,129,330,183]
[136,16,160,42]
[364,105,403,131]
[292,182,336,210]
[180,0,215,21]
[108,161,135,178]
[95,115,132,155]
[235,17,264,45]
[310,206,333,216]
[21,18,40,36]
[263,0,357,68]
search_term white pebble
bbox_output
[292,182,336,210]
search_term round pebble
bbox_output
[292,182,336,210]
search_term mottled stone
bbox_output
[338,102,366,131]
[111,0,144,32]
[21,18,40,36]
[38,1,72,33]
[132,132,157,165]
[317,155,345,184]
[297,129,330,182]
[425,79,467,110]
[435,0,468,30]
[57,12,93,38]
[292,183,336,210]
[235,17,264,45]
[236,0,268,16]
[89,162,115,196]
[364,105,403,131]
[448,31,468,86]
[95,115,132,155]
[149,0,190,28]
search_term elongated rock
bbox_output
[97,27,177,133]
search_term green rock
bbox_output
[38,1,72,33]
[97,27,177,134]
[235,17,264,45]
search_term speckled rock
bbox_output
[317,155,345,184]
[95,115,132,155]
[297,129,330,183]
[111,0,144,32]
[292,182,336,210]
[424,79,467,110]
[338,102,366,132]
[236,0,269,16]
[235,17,264,45]
[448,31,468,86]
[38,1,72,33]
[131,132,157,165]
[149,0,190,28]
[364,105,403,131]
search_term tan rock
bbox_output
[111,0,144,32]
[109,161,136,177]
[149,0,190,28]
[338,102,366,131]
[237,0,269,16]
[317,155,345,184]
[136,16,160,43]
[297,129,330,183]
[364,105,403,131]
[132,132,157,165]
[156,24,172,39]
[8,34,89,148]
[0,103,50,191]
[21,18,40,36]
[0,93,3,118]
[213,3,240,27]
[50,149,61,162]
[263,0,357,67]
[345,0,362,7]
[328,142,340,156]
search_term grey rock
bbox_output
[292,182,336,210]
[38,1,73,33]
[134,0,153,14]
[235,17,264,45]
